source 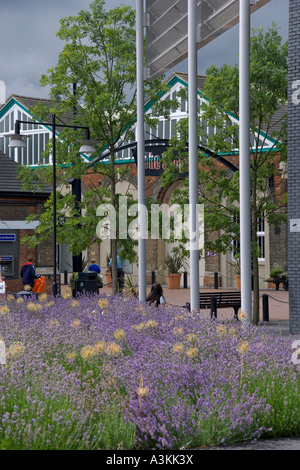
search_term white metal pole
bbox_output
[239,0,252,322]
[136,0,146,302]
[188,0,199,312]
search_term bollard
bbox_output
[183,271,188,289]
[210,295,217,318]
[262,294,269,322]
[151,271,155,284]
[214,272,219,289]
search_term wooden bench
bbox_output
[186,291,241,318]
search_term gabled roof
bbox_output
[167,72,206,92]
[0,151,51,195]
[0,94,77,128]
[166,71,286,142]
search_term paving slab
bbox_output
[195,437,300,450]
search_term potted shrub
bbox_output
[161,253,187,289]
[269,268,284,290]
[280,272,289,291]
[232,255,241,291]
[229,254,240,290]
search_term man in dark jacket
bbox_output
[20,256,38,290]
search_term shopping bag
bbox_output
[32,276,45,294]
[0,281,5,294]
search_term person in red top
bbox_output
[20,256,38,290]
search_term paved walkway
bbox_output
[95,283,294,337]
[161,286,293,337]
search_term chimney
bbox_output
[0,81,6,105]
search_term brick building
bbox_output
[0,151,52,293]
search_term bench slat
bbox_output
[186,291,241,318]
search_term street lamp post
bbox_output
[6,114,96,297]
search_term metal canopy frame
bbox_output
[137,0,270,317]
[146,0,270,80]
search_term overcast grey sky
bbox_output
[0,0,289,101]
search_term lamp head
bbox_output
[7,134,28,148]
[79,140,97,156]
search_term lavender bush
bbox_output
[0,292,299,449]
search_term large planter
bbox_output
[235,274,241,291]
[166,273,182,289]
[106,272,112,287]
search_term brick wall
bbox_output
[0,194,49,294]
[288,0,300,333]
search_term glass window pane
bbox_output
[158,121,163,139]
[4,136,9,155]
[172,91,177,112]
[171,119,176,137]
[10,112,14,131]
[34,134,38,164]
[23,145,27,165]
[165,120,170,140]
[17,148,22,164]
[28,136,33,165]
[44,134,49,164]
[22,113,28,131]
[39,134,44,162]
[181,98,186,112]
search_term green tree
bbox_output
[161,25,288,324]
[19,0,174,294]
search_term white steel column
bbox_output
[239,0,252,322]
[188,0,200,312]
[136,0,146,302]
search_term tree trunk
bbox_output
[110,146,118,295]
[251,168,260,325]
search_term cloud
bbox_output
[0,0,288,100]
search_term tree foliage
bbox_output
[19,0,175,293]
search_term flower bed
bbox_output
[0,293,299,450]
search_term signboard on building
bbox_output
[0,234,16,242]
[132,144,187,176]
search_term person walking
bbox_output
[20,256,38,291]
